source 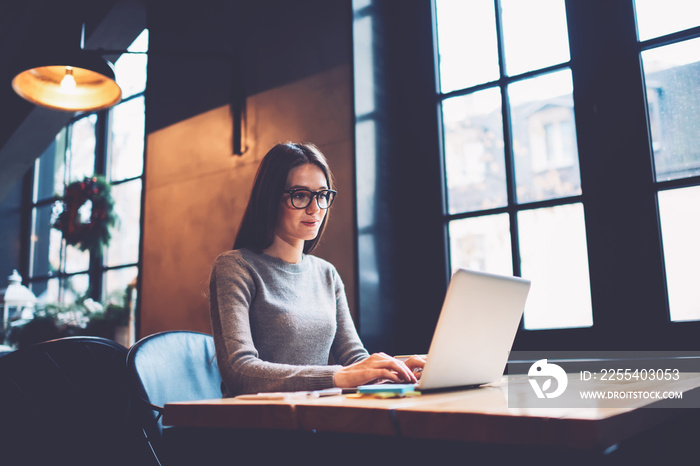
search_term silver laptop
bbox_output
[414,268,531,392]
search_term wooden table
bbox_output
[163,372,700,459]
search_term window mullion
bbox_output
[94,110,108,177]
[494,0,522,278]
[501,88,522,278]
[88,110,109,302]
[20,168,35,282]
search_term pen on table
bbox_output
[235,387,342,400]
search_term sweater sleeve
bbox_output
[330,267,370,366]
[209,253,342,396]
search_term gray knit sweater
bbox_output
[209,248,369,396]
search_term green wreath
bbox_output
[52,176,118,252]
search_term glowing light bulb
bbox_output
[60,67,76,90]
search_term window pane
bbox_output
[109,96,145,181]
[33,277,58,304]
[28,279,49,303]
[642,38,700,181]
[30,205,59,277]
[64,245,90,274]
[442,88,506,214]
[103,266,138,346]
[658,187,700,322]
[355,119,377,230]
[501,0,570,76]
[518,203,592,330]
[509,69,581,203]
[114,29,149,99]
[36,275,89,305]
[61,274,90,303]
[449,214,512,275]
[68,114,97,181]
[353,14,375,115]
[106,179,142,267]
[635,0,700,42]
[34,133,66,202]
[435,0,499,93]
[103,266,138,302]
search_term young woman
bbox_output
[209,142,424,396]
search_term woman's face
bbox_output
[274,163,329,249]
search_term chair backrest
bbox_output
[0,336,157,466]
[126,330,222,433]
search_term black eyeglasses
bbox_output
[284,188,337,209]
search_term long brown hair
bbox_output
[233,142,335,254]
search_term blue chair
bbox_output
[126,330,222,462]
[0,336,159,466]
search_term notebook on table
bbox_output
[359,268,531,393]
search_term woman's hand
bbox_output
[402,355,426,380]
[333,353,418,388]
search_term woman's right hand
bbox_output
[333,353,418,388]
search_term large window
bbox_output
[636,0,700,322]
[433,0,700,347]
[25,30,148,345]
[436,0,591,330]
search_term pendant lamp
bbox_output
[12,50,122,112]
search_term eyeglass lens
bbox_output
[289,190,335,209]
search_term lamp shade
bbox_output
[12,51,122,112]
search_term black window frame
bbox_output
[432,0,700,351]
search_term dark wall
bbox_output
[146,0,352,134]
